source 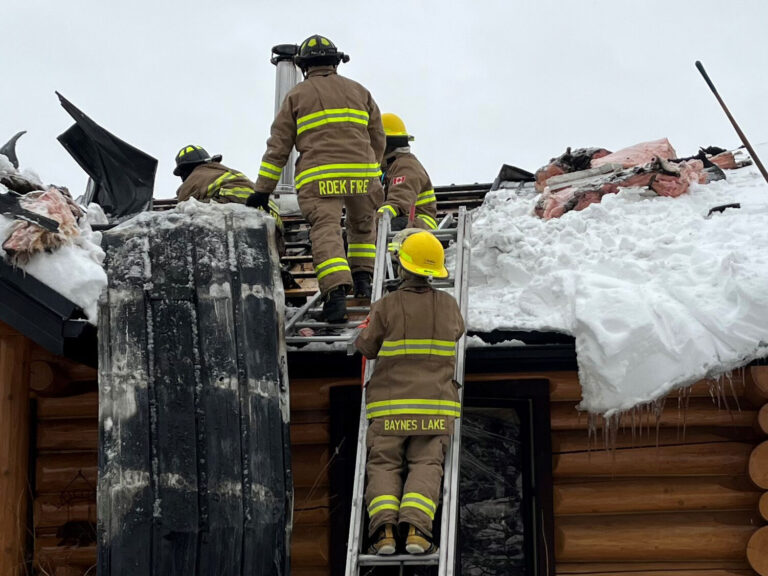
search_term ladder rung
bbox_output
[358,553,440,567]
[387,229,457,241]
[285,335,351,344]
[293,320,363,329]
[306,306,370,314]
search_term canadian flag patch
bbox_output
[392,176,406,185]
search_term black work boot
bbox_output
[322,285,349,323]
[352,271,373,299]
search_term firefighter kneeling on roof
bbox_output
[173,144,284,246]
[354,230,465,555]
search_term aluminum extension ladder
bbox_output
[344,207,472,576]
[283,212,456,346]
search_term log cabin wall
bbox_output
[534,368,766,576]
[20,354,768,575]
[0,322,31,576]
[31,349,99,575]
[289,376,359,576]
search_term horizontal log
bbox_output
[289,377,358,412]
[291,422,329,446]
[750,441,768,489]
[466,371,578,400]
[761,493,768,523]
[36,453,97,495]
[291,410,330,424]
[556,511,759,562]
[34,494,96,528]
[557,561,752,573]
[291,524,329,568]
[747,367,768,409]
[554,477,760,516]
[465,371,749,404]
[35,538,96,571]
[758,405,768,437]
[551,399,756,431]
[29,360,96,397]
[293,487,329,527]
[748,525,768,575]
[36,392,97,420]
[553,427,756,453]
[557,570,753,576]
[37,419,98,452]
[554,442,752,478]
[292,444,329,488]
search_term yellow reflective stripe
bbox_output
[315,257,350,280]
[415,189,436,206]
[368,494,400,517]
[297,107,369,125]
[401,493,436,520]
[347,243,376,259]
[219,186,253,199]
[366,407,461,418]
[378,338,456,357]
[297,116,369,136]
[416,214,438,229]
[366,398,461,418]
[259,161,282,181]
[382,338,455,347]
[207,171,239,195]
[377,204,398,217]
[295,163,382,189]
[367,398,460,409]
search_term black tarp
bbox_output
[56,92,157,218]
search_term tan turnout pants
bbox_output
[365,420,448,538]
[297,179,384,294]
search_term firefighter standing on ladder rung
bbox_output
[354,231,465,555]
[254,34,386,323]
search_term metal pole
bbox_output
[695,61,768,185]
[271,45,301,196]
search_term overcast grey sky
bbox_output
[5,0,768,199]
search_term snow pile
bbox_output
[0,154,107,324]
[468,163,768,415]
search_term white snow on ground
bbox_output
[468,162,768,415]
[0,154,107,324]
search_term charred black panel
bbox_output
[98,205,291,576]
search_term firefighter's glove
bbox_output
[246,192,270,211]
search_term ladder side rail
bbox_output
[344,212,391,576]
[439,207,471,576]
[285,290,323,333]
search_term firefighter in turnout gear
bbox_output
[379,113,438,232]
[254,34,386,322]
[174,144,284,235]
[354,231,465,555]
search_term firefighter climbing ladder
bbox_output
[344,207,471,576]
[283,212,458,345]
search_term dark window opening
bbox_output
[329,378,554,575]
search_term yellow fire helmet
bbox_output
[388,227,422,255]
[398,231,448,278]
[381,113,414,141]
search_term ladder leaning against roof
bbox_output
[345,206,472,576]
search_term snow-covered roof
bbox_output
[468,156,768,415]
